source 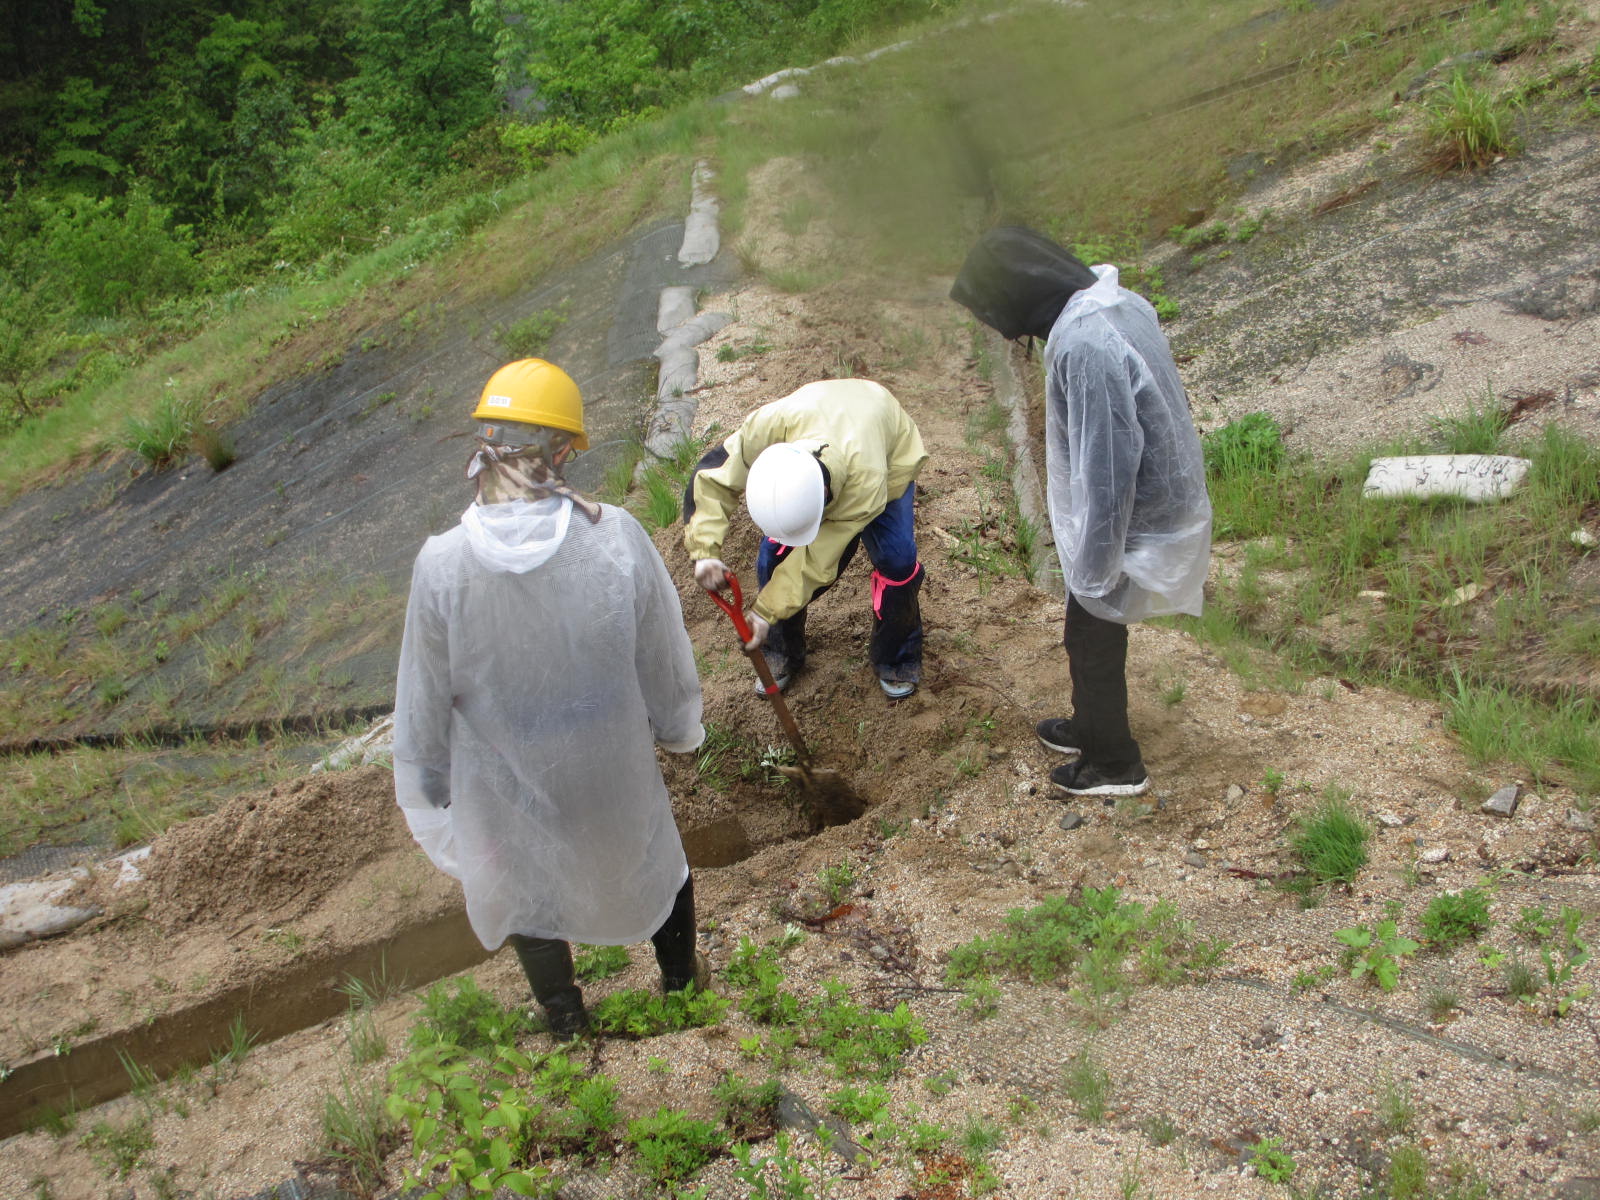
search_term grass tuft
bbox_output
[1289,792,1370,886]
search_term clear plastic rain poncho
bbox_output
[1043,265,1212,623]
[392,496,704,951]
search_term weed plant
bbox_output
[497,302,570,358]
[1248,1135,1297,1183]
[1419,887,1492,950]
[574,944,630,981]
[713,1072,782,1140]
[320,1072,397,1196]
[1335,919,1420,991]
[591,986,728,1037]
[945,887,1227,1021]
[1426,72,1520,169]
[409,976,533,1051]
[79,1114,154,1180]
[625,1108,726,1184]
[1062,1047,1110,1122]
[1289,793,1370,887]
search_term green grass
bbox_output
[1062,1047,1110,1122]
[1426,72,1521,169]
[1193,414,1600,794]
[319,1073,397,1195]
[1290,792,1371,887]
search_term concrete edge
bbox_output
[988,332,1063,597]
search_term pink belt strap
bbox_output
[870,562,922,618]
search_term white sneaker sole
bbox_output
[1037,733,1082,757]
[1053,777,1150,798]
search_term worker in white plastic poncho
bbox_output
[682,379,929,699]
[393,358,709,1039]
[951,227,1211,799]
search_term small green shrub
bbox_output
[803,983,928,1080]
[79,1115,154,1179]
[1247,1135,1296,1183]
[1420,887,1492,950]
[1335,920,1419,991]
[625,1107,726,1184]
[827,1082,890,1124]
[712,1072,781,1139]
[944,887,1226,1017]
[497,302,570,359]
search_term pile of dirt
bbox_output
[134,766,405,930]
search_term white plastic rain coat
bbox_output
[1043,266,1211,623]
[393,496,705,951]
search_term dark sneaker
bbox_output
[542,996,591,1040]
[1049,760,1150,798]
[1035,718,1082,757]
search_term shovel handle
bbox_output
[704,571,814,772]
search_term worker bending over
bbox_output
[684,378,929,699]
[393,358,708,1039]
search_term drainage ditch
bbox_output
[0,815,764,1140]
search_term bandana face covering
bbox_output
[466,437,602,522]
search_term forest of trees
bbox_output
[0,0,949,428]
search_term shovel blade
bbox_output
[777,764,866,829]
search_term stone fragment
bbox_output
[776,1087,863,1162]
[1565,809,1596,833]
[1377,812,1404,828]
[1480,785,1520,818]
[1419,846,1450,864]
[1059,812,1085,831]
[1183,851,1208,868]
[1226,784,1246,803]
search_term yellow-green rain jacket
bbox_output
[683,379,927,623]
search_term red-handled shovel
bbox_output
[704,571,866,829]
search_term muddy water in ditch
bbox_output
[0,817,760,1138]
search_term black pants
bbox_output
[1063,593,1142,770]
[508,875,698,1010]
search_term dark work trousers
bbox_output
[508,875,698,1009]
[754,485,924,683]
[1063,593,1142,770]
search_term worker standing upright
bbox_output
[952,227,1211,798]
[393,358,708,1039]
[683,378,929,699]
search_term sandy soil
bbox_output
[3,106,1600,1200]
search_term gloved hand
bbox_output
[744,611,770,652]
[694,558,729,592]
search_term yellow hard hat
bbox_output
[471,359,587,450]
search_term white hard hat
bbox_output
[746,443,826,546]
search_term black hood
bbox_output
[949,226,1098,341]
